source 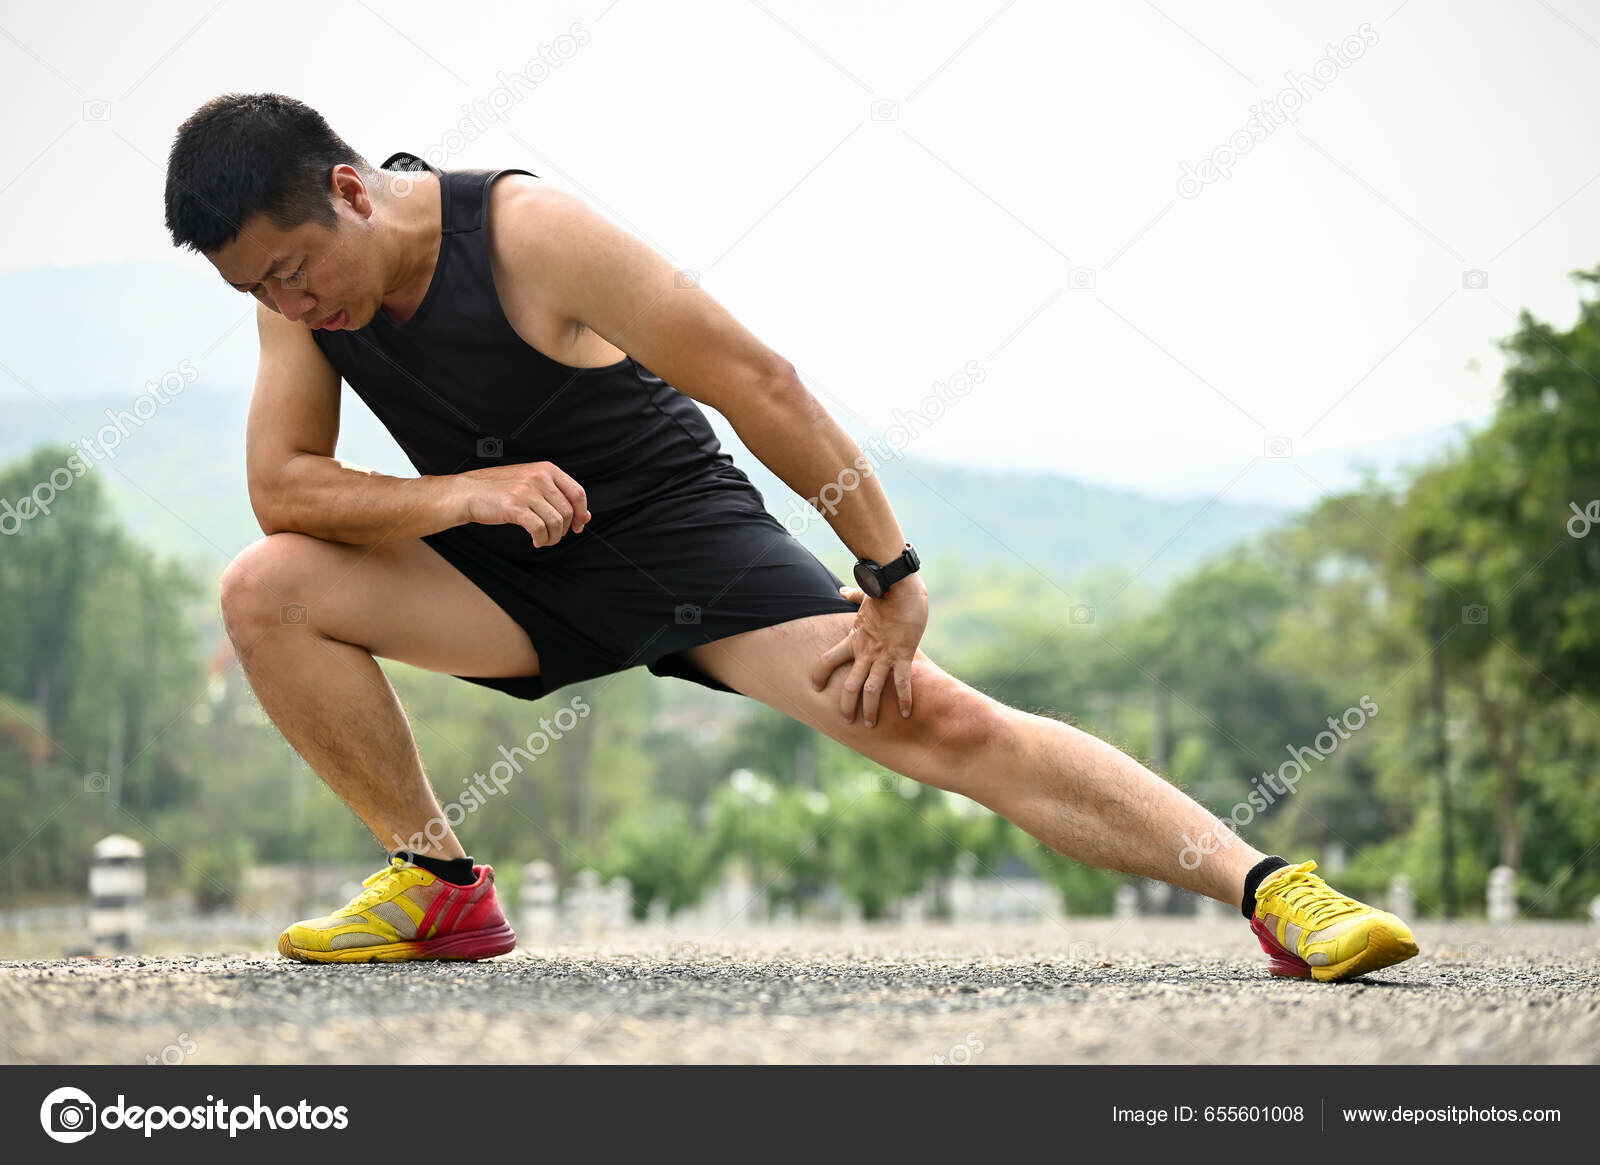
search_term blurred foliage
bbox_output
[0,448,207,899]
[602,801,717,919]
[3,271,1599,918]
[186,839,252,914]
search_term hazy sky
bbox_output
[4,0,1598,504]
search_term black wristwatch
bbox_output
[853,542,921,599]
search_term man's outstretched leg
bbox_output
[221,532,538,962]
[682,611,1419,982]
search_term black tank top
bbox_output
[312,151,761,544]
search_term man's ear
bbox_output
[329,164,373,219]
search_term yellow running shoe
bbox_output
[277,855,516,963]
[1250,860,1419,982]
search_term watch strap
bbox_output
[876,543,919,589]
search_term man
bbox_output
[165,93,1418,982]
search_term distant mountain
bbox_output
[0,381,1287,596]
[0,260,260,403]
[0,258,1295,594]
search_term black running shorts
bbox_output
[419,483,858,701]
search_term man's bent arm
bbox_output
[499,184,913,571]
[260,454,466,546]
[247,302,465,545]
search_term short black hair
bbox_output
[164,93,372,254]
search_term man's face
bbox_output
[206,168,382,332]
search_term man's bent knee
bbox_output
[218,532,331,639]
[917,677,1013,765]
[862,665,1016,796]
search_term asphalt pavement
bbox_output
[2,920,1595,1064]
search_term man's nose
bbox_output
[267,287,315,322]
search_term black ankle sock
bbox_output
[1241,855,1291,919]
[393,850,477,886]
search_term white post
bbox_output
[900,889,926,928]
[606,876,632,932]
[948,873,976,924]
[1487,866,1517,924]
[89,835,145,953]
[1387,874,1413,921]
[1589,896,1600,926]
[713,864,757,929]
[646,898,669,930]
[1114,883,1140,919]
[973,879,996,922]
[519,861,558,944]
[1144,879,1172,915]
[573,869,603,938]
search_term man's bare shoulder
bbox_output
[485,174,628,295]
[484,173,630,361]
[488,174,566,264]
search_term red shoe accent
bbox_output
[414,865,516,959]
[413,920,517,960]
[1251,916,1312,979]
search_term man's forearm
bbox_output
[254,454,464,545]
[735,382,909,566]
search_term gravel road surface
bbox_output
[2,920,1595,1064]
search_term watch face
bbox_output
[852,560,883,598]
